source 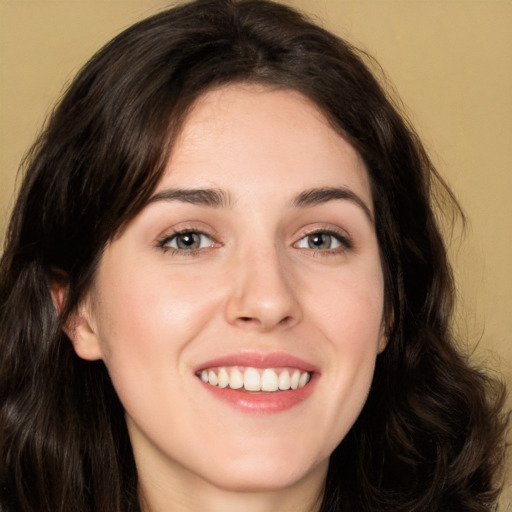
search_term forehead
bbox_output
[159,83,372,208]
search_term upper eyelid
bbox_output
[156,223,219,240]
[299,226,348,236]
[155,228,217,251]
[295,225,352,242]
[292,225,355,253]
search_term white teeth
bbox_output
[208,370,218,386]
[229,368,244,389]
[278,370,291,390]
[244,368,261,391]
[298,371,310,388]
[198,366,312,392]
[290,369,300,390]
[261,369,279,392]
[217,368,229,388]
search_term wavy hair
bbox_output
[0,1,507,511]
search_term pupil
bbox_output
[177,233,199,249]
[308,233,330,249]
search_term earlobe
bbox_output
[50,279,103,361]
[64,305,104,361]
[377,332,389,354]
[377,309,394,354]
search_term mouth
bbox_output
[194,352,318,413]
[197,366,311,392]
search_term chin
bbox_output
[197,453,328,494]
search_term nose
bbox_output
[224,247,303,332]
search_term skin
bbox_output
[67,84,387,512]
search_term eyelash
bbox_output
[156,229,217,255]
[294,229,352,254]
[156,228,352,256]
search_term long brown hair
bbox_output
[0,1,507,510]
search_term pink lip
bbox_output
[194,351,319,373]
[195,352,319,414]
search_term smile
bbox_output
[198,366,311,392]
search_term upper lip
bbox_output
[194,351,319,374]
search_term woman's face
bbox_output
[73,84,386,499]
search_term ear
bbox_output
[377,308,394,354]
[50,279,104,361]
[377,329,389,354]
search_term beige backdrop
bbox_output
[1,0,511,507]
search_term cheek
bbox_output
[92,259,223,366]
[310,263,384,342]
[89,262,222,425]
[305,265,384,420]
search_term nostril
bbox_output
[278,316,293,326]
[237,315,293,326]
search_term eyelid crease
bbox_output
[298,224,352,241]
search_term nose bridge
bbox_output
[225,239,302,330]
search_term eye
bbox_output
[295,231,349,251]
[159,231,214,251]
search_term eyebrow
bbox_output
[147,188,233,208]
[146,185,373,223]
[292,187,374,223]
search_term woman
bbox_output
[0,0,507,511]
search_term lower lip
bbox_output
[199,375,317,414]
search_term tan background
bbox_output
[1,0,510,507]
